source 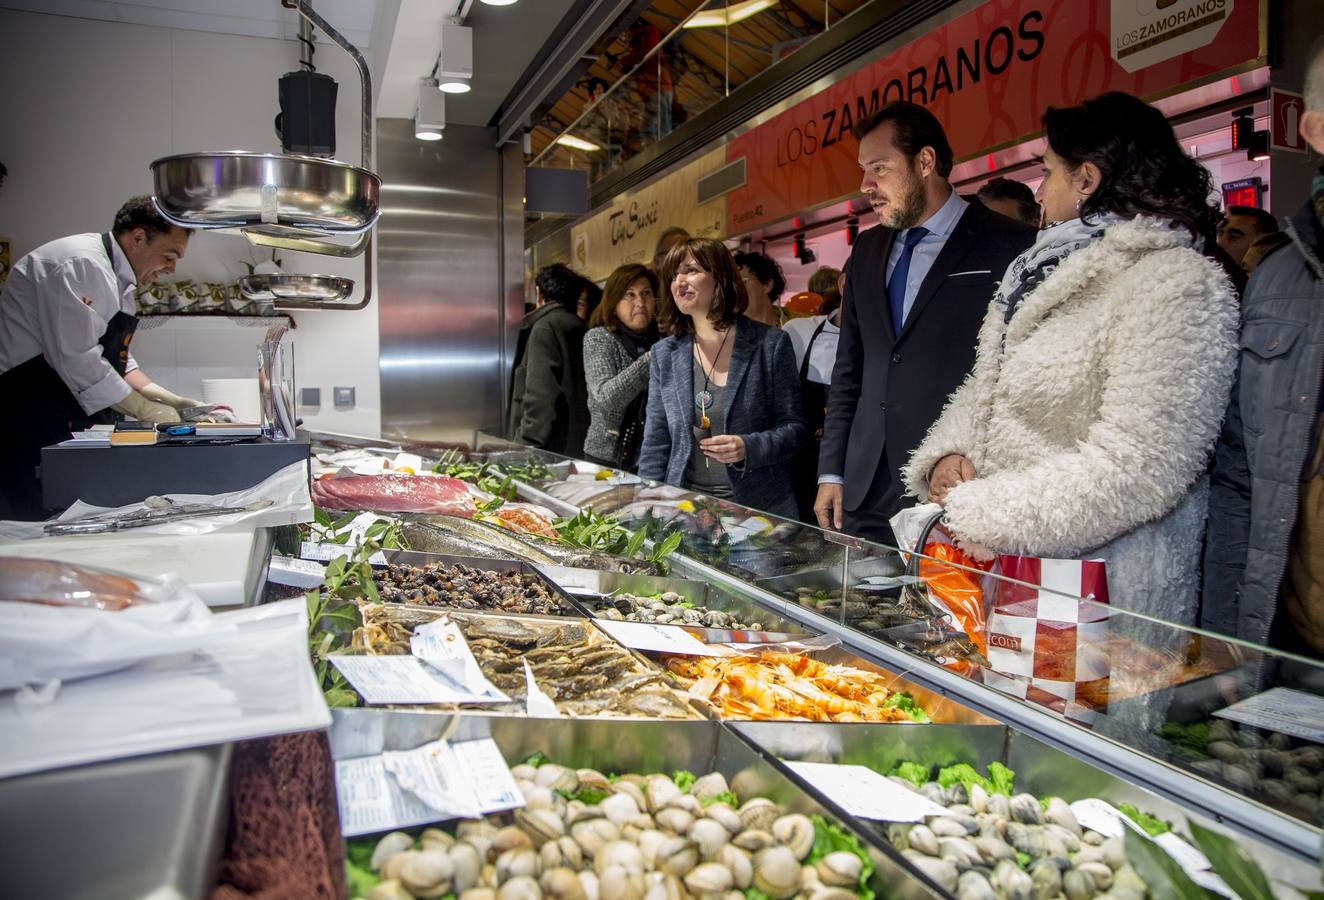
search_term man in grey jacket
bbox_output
[1203,45,1324,655]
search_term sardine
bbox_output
[399,514,558,564]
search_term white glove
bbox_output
[138,382,202,410]
[112,391,181,424]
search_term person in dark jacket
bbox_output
[1203,48,1324,655]
[582,263,660,469]
[637,238,806,518]
[507,263,590,457]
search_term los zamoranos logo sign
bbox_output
[1111,0,1233,73]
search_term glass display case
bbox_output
[305,429,1324,883]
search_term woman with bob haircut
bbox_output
[637,238,807,517]
[582,263,661,470]
[904,91,1239,624]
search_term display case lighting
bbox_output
[684,0,777,28]
[555,134,601,152]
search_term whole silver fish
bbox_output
[399,515,558,564]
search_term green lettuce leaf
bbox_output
[987,762,1016,796]
[1118,802,1170,837]
[892,762,930,789]
[808,814,875,900]
[673,770,697,792]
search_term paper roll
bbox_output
[201,378,261,423]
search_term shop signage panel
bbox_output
[725,0,1264,233]
[571,149,727,282]
[1270,87,1307,154]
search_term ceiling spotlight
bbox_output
[1247,129,1270,162]
[415,78,445,141]
[555,134,601,152]
[685,0,776,28]
[479,0,518,5]
[437,21,473,94]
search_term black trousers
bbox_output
[842,467,906,549]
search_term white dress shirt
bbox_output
[784,314,840,385]
[0,232,137,414]
[885,188,968,326]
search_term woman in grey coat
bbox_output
[638,238,807,519]
[582,264,660,469]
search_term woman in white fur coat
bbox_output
[904,92,1239,625]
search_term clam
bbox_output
[519,808,568,847]
[929,817,970,838]
[1029,858,1062,900]
[938,836,983,868]
[496,848,541,882]
[957,870,997,900]
[814,852,862,887]
[598,866,644,900]
[595,840,645,876]
[1062,868,1097,900]
[523,786,559,811]
[451,843,484,892]
[987,793,1012,819]
[689,818,731,858]
[907,854,958,893]
[422,828,456,851]
[536,764,581,794]
[572,819,622,859]
[972,836,1015,865]
[612,780,648,810]
[919,783,948,805]
[1044,797,1081,835]
[641,872,684,900]
[654,808,695,836]
[645,775,683,813]
[690,772,731,803]
[809,890,860,900]
[1010,794,1046,825]
[511,764,539,782]
[683,862,735,896]
[542,867,588,900]
[495,826,535,855]
[1045,823,1081,853]
[1075,862,1114,892]
[752,846,802,900]
[906,823,940,857]
[738,798,779,833]
[771,814,814,860]
[461,890,498,900]
[578,769,613,793]
[704,803,743,836]
[1071,846,1103,867]
[991,859,1035,900]
[1112,864,1148,896]
[946,782,970,806]
[636,830,668,868]
[382,850,418,883]
[1100,837,1125,870]
[499,875,545,900]
[801,863,821,891]
[372,832,415,871]
[655,837,699,878]
[717,845,753,889]
[969,783,990,814]
[369,881,414,900]
[401,849,456,899]
[732,829,776,852]
[578,871,600,900]
[601,793,640,826]
[540,838,573,872]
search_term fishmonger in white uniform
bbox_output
[0,195,216,518]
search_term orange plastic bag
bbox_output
[917,541,994,657]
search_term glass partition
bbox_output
[307,429,1324,837]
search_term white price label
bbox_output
[1215,687,1324,743]
[593,618,725,656]
[784,761,948,822]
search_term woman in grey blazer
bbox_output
[637,238,807,519]
[582,264,660,469]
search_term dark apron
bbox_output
[791,318,832,522]
[0,233,138,519]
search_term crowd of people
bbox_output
[510,45,1324,655]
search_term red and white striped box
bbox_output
[984,557,1111,715]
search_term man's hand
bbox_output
[112,391,181,424]
[699,434,745,465]
[929,454,978,505]
[814,483,844,530]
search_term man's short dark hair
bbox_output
[535,262,585,310]
[852,101,954,178]
[733,250,786,302]
[1226,205,1279,236]
[113,195,185,237]
[977,177,1039,226]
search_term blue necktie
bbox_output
[887,226,928,335]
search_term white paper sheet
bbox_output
[330,656,502,705]
[524,659,560,717]
[410,620,509,703]
[1215,687,1324,743]
[267,555,328,588]
[336,737,524,837]
[300,541,387,565]
[592,618,725,656]
[784,761,949,821]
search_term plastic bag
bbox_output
[0,556,185,610]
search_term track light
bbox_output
[415,78,445,141]
[794,233,816,265]
[555,134,601,152]
[846,217,859,246]
[1246,129,1270,162]
[438,21,473,94]
[685,0,776,28]
[1230,107,1255,150]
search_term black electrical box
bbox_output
[277,71,338,156]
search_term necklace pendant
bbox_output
[695,389,713,409]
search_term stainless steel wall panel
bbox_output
[500,142,526,434]
[378,120,505,441]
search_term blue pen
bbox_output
[166,424,196,436]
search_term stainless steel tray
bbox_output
[0,744,231,899]
[151,151,380,231]
[376,549,591,617]
[240,273,354,302]
[328,713,946,900]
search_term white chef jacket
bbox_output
[0,232,139,414]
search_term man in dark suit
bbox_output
[815,103,1035,542]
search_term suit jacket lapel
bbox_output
[900,203,983,340]
[877,228,900,344]
[720,318,757,421]
[670,336,694,427]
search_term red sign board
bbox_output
[1271,87,1307,154]
[725,0,1264,233]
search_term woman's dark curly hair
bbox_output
[658,238,748,336]
[1043,92,1219,241]
[733,250,787,302]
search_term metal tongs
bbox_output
[43,497,273,535]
